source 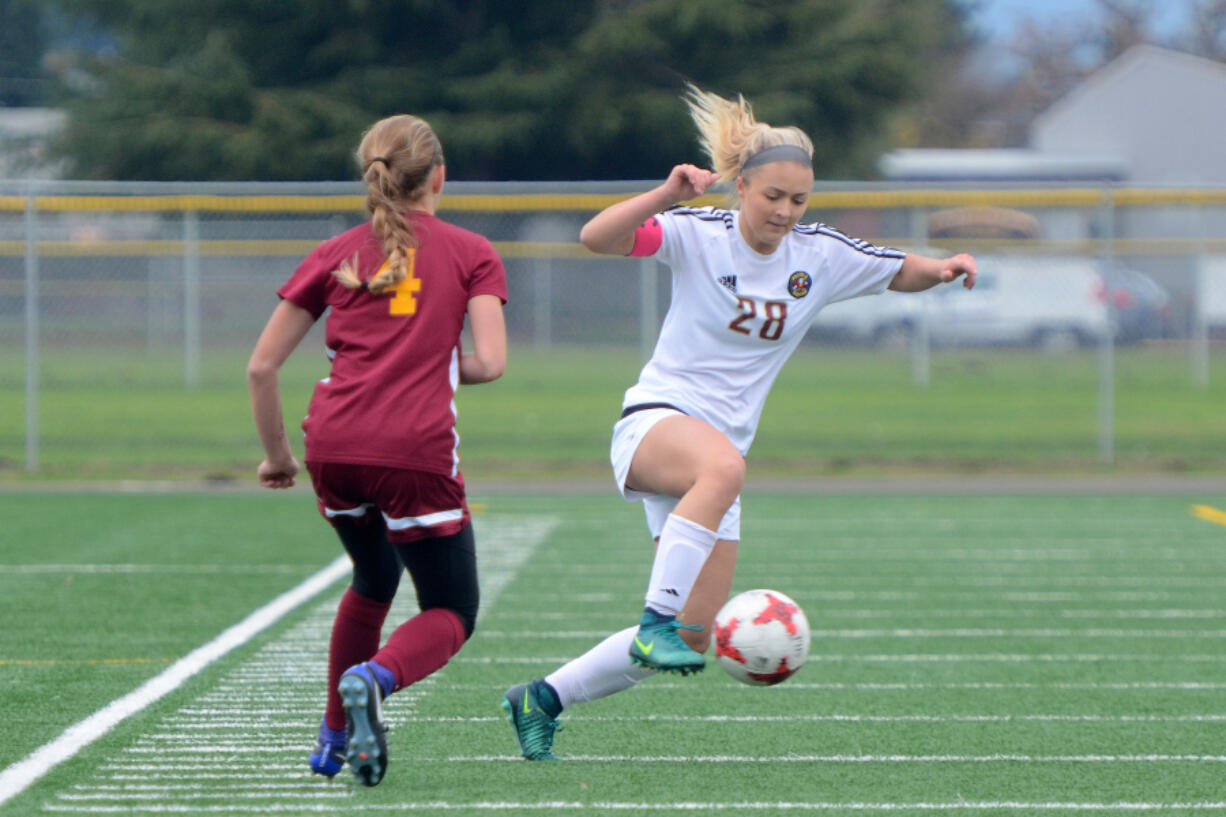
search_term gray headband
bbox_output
[741,144,813,172]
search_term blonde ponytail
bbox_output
[684,84,813,203]
[333,115,444,295]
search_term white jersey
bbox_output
[623,205,905,453]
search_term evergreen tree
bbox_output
[1,0,48,106]
[52,0,968,180]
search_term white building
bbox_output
[1031,44,1226,185]
[0,107,66,179]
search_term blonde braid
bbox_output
[332,115,444,295]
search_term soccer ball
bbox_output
[713,588,810,686]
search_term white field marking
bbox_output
[790,576,1226,589]
[104,774,309,781]
[814,628,1226,638]
[436,679,1226,692]
[46,515,557,813]
[322,712,1226,724]
[494,588,1218,604]
[68,780,333,785]
[453,652,1226,664]
[0,554,351,809]
[123,742,307,751]
[489,608,1226,621]
[474,627,1226,639]
[97,764,299,772]
[57,791,353,801]
[35,801,1226,813]
[1061,609,1226,619]
[777,546,1214,561]
[0,564,309,575]
[451,753,1226,763]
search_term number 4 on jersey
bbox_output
[387,248,421,315]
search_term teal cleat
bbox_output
[628,607,706,675]
[501,680,562,760]
[338,664,388,786]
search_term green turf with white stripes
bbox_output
[3,491,1226,815]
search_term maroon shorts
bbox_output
[306,461,471,544]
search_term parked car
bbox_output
[812,254,1111,351]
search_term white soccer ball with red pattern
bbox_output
[713,588,810,686]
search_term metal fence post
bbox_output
[533,255,552,350]
[1191,204,1209,388]
[909,205,930,388]
[1097,188,1116,466]
[183,209,201,387]
[23,187,39,472]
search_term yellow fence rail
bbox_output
[3,187,1226,215]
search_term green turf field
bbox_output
[4,490,1226,815]
[1,343,1225,480]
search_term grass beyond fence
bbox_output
[1,343,1223,481]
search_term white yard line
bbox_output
[0,554,352,808]
[452,652,1226,664]
[0,564,309,574]
[285,713,1226,724]
[473,627,1226,639]
[38,515,556,815]
[450,753,1226,763]
[39,799,1226,813]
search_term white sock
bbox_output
[545,626,654,709]
[644,513,718,616]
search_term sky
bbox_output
[969,0,1193,43]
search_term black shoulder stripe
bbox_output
[794,222,906,258]
[665,205,735,230]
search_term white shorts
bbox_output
[609,406,742,541]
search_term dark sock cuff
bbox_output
[367,660,395,698]
[535,679,563,718]
[319,719,346,745]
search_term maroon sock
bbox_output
[324,587,391,731]
[372,608,467,692]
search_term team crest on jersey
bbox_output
[787,270,812,299]
[718,274,738,293]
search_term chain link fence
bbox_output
[2,180,1223,479]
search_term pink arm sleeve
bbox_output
[627,217,663,257]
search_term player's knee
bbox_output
[457,607,477,640]
[351,571,400,604]
[701,452,746,497]
[421,602,477,642]
[450,604,479,640]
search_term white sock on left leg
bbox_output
[644,513,718,616]
[545,626,654,709]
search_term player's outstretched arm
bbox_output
[248,299,314,488]
[889,252,978,293]
[579,164,720,256]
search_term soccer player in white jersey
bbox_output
[502,85,977,760]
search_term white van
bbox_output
[1198,256,1226,336]
[813,254,1110,350]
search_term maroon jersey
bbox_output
[278,213,506,476]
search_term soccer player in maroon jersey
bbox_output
[247,114,507,787]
